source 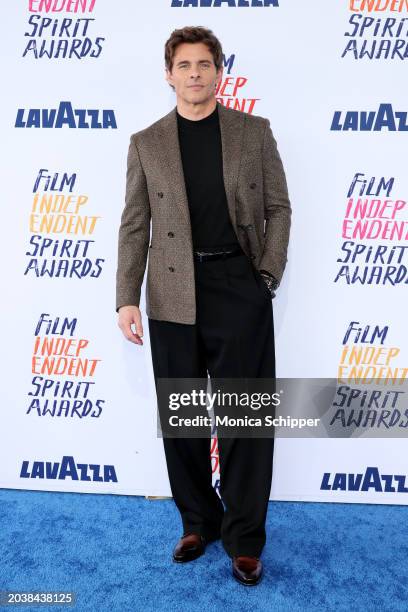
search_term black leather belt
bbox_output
[193,246,243,263]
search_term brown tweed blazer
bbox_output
[116,100,291,325]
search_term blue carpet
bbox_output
[0,489,407,611]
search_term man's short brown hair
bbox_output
[164,26,223,74]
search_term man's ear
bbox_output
[165,68,173,86]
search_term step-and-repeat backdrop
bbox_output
[1,1,407,504]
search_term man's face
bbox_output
[165,42,223,105]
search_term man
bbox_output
[116,26,291,586]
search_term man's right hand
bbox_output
[118,305,144,345]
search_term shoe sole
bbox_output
[232,569,263,586]
[172,548,205,563]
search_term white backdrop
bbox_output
[1,0,407,504]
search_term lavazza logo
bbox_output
[321,466,408,492]
[20,455,118,482]
[15,101,117,129]
[331,103,408,131]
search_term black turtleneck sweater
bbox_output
[176,104,241,252]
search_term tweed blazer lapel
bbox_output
[153,100,245,238]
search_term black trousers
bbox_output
[148,249,276,558]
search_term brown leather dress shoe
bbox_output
[232,556,263,585]
[172,533,206,563]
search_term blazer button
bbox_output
[250,183,256,189]
[247,224,253,230]
[167,231,174,237]
[168,266,175,272]
[157,192,164,198]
